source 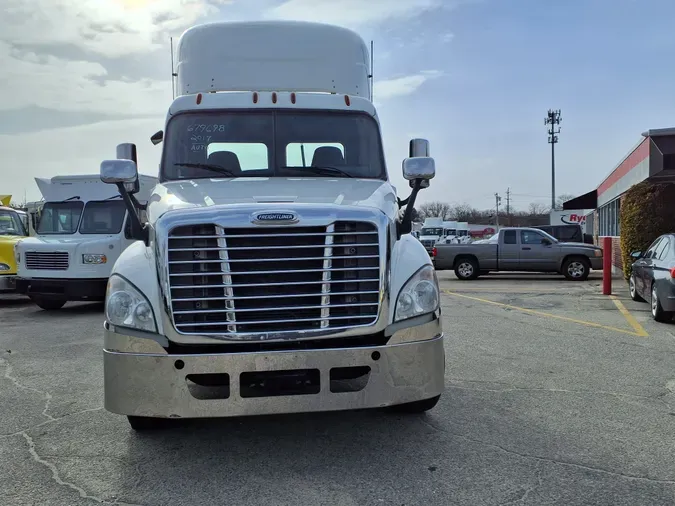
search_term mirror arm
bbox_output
[397,195,410,208]
[116,183,148,245]
[397,179,423,238]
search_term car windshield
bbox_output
[161,110,386,181]
[37,201,84,235]
[421,228,443,236]
[0,209,27,236]
[79,200,127,235]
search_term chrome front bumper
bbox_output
[0,275,17,293]
[103,319,445,419]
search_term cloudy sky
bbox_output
[2,0,675,211]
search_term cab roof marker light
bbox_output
[252,92,258,104]
[344,95,351,106]
[272,92,278,104]
[290,92,296,104]
[196,93,202,105]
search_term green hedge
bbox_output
[620,181,675,279]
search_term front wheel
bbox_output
[454,258,479,280]
[30,296,66,311]
[562,257,590,281]
[629,274,644,302]
[390,395,441,414]
[651,284,674,323]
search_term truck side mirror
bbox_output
[630,251,642,260]
[398,157,435,238]
[114,143,140,194]
[402,157,435,182]
[100,159,138,186]
[100,159,147,245]
[150,131,164,145]
[409,138,430,158]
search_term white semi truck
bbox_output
[99,20,445,430]
[418,217,444,254]
[15,174,157,309]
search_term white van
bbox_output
[15,174,157,310]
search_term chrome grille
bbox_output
[167,222,381,335]
[25,251,69,271]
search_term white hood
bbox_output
[19,235,118,246]
[147,178,399,222]
[17,234,124,279]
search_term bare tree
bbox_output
[528,202,550,216]
[555,193,576,211]
[447,203,475,222]
[418,202,452,220]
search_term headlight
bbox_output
[106,275,157,332]
[14,244,20,264]
[0,263,10,272]
[394,264,440,322]
[594,249,602,257]
[83,254,107,264]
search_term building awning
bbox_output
[563,189,597,210]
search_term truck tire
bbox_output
[390,395,441,414]
[454,257,479,280]
[562,257,590,281]
[30,297,67,311]
[127,416,171,431]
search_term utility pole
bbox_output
[495,192,502,229]
[506,187,511,225]
[545,109,562,210]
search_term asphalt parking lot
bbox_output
[1,273,675,506]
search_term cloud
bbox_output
[267,0,443,26]
[374,71,443,101]
[0,118,162,202]
[0,42,171,115]
[1,0,231,58]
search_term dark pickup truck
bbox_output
[534,224,594,245]
[433,227,603,281]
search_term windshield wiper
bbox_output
[103,194,123,201]
[281,166,354,178]
[173,162,236,178]
[59,196,81,203]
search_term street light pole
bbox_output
[545,109,562,210]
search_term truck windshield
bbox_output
[0,209,27,236]
[37,201,84,235]
[79,200,127,235]
[161,110,386,181]
[421,228,443,236]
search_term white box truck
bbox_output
[15,174,157,309]
[98,20,445,430]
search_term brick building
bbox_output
[564,127,675,274]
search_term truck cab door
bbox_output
[498,230,519,268]
[519,230,557,271]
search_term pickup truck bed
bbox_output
[433,227,603,281]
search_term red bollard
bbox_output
[602,236,612,295]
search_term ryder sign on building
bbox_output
[549,210,592,233]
